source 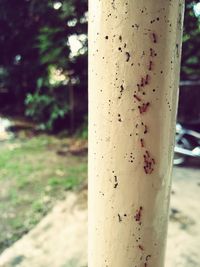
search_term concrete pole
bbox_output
[88,1,185,267]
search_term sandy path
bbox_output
[166,165,200,267]
[0,192,88,267]
[0,166,199,267]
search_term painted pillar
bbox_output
[88,1,185,267]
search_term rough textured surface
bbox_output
[0,166,199,267]
[89,0,185,266]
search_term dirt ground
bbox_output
[0,164,199,267]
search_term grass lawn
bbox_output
[0,134,87,253]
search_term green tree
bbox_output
[0,0,87,131]
[181,0,200,80]
[0,0,199,131]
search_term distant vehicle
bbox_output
[174,123,200,165]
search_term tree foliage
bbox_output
[0,0,87,131]
[0,0,199,131]
[182,0,200,80]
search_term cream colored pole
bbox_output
[88,1,184,267]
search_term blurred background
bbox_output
[0,1,199,267]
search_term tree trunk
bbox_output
[69,85,75,134]
[88,1,185,267]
